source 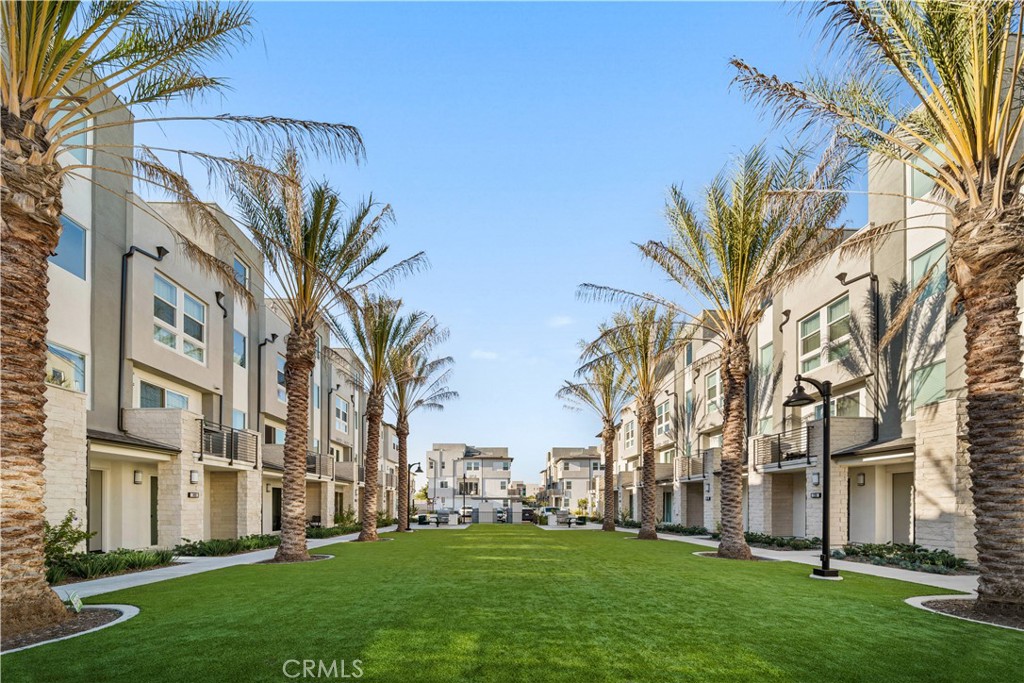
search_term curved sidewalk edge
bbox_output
[1,604,140,655]
[904,595,1024,632]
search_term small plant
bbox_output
[376,511,397,527]
[841,542,969,573]
[334,506,358,527]
[535,514,549,525]
[44,509,95,568]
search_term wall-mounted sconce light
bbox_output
[133,470,143,485]
[705,482,711,493]
[190,470,200,485]
[266,483,272,493]
[856,473,866,487]
[811,472,821,487]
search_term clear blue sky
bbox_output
[140,2,867,485]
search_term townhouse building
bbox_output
[424,444,514,517]
[607,156,1024,561]
[539,447,601,512]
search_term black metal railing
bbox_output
[200,420,258,467]
[305,451,333,479]
[753,425,814,470]
[679,454,706,480]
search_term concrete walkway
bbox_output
[55,526,398,600]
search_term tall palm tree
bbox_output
[732,0,1024,614]
[389,335,457,532]
[557,352,628,532]
[230,151,423,562]
[581,306,678,540]
[1,1,362,634]
[342,297,429,542]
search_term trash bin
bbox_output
[417,514,428,526]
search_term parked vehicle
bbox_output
[521,508,536,522]
[496,508,506,522]
[459,506,473,517]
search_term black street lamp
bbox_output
[783,374,841,580]
[405,462,423,532]
[461,470,468,521]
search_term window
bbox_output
[232,410,246,430]
[440,481,448,489]
[313,383,320,409]
[502,461,510,470]
[658,448,675,464]
[799,312,822,372]
[758,416,773,435]
[153,273,206,363]
[684,389,693,430]
[827,296,851,362]
[684,342,693,366]
[911,242,948,300]
[49,216,86,279]
[313,438,320,453]
[499,480,507,490]
[758,343,773,373]
[46,343,86,392]
[655,400,671,436]
[465,461,479,471]
[799,295,851,370]
[140,380,188,409]
[563,461,571,471]
[814,392,861,420]
[336,397,349,432]
[264,425,285,445]
[233,331,246,368]
[912,361,946,414]
[233,257,249,288]
[910,145,945,199]
[61,110,90,164]
[705,370,720,413]
[276,355,286,402]
[624,420,636,449]
[563,480,571,490]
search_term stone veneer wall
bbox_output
[42,386,88,539]
[237,470,263,536]
[914,398,976,561]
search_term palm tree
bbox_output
[342,297,429,542]
[230,151,423,562]
[732,0,1024,614]
[557,351,628,532]
[389,334,457,532]
[581,306,678,540]
[1,1,362,635]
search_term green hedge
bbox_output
[656,523,709,536]
[306,525,361,539]
[174,534,281,556]
[709,531,821,550]
[836,542,969,573]
[47,548,176,584]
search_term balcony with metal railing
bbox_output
[678,453,707,481]
[306,451,334,479]
[753,426,815,471]
[199,420,258,467]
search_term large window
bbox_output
[658,448,675,464]
[684,342,693,366]
[912,361,946,415]
[799,294,850,371]
[911,241,948,299]
[140,380,188,409]
[813,391,861,420]
[49,216,87,279]
[61,110,90,164]
[705,370,720,413]
[335,397,349,432]
[758,343,773,373]
[153,273,206,363]
[655,400,671,436]
[264,425,285,445]
[233,257,249,288]
[624,420,636,449]
[276,355,286,402]
[232,410,246,430]
[46,342,86,392]
[910,145,945,199]
[233,331,246,368]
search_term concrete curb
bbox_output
[1,604,140,655]
[904,595,1022,632]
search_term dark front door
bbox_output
[272,487,282,531]
[150,476,158,545]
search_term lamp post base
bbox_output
[810,567,842,580]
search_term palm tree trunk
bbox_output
[1,114,72,636]
[396,417,409,532]
[358,390,384,542]
[273,329,315,562]
[602,422,616,532]
[718,339,753,560]
[952,203,1024,615]
[637,402,658,540]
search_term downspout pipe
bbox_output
[118,245,169,433]
[836,271,881,443]
[256,333,279,437]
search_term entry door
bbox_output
[272,488,282,531]
[662,491,673,523]
[88,470,103,551]
[892,472,914,544]
[150,476,159,546]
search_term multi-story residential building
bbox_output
[424,444,513,516]
[607,154,1023,560]
[539,447,600,512]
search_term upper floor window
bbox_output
[658,448,675,464]
[46,342,86,392]
[313,383,320,409]
[563,461,570,471]
[624,420,636,449]
[335,397,349,433]
[264,425,285,445]
[233,331,246,368]
[910,145,945,200]
[758,415,773,435]
[50,216,87,280]
[684,342,693,366]
[232,409,246,430]
[655,400,671,435]
[705,370,720,413]
[911,361,946,415]
[233,257,249,288]
[153,273,206,364]
[758,343,773,373]
[911,242,948,300]
[276,355,286,402]
[140,380,188,410]
[502,461,510,470]
[813,391,861,420]
[499,480,507,490]
[799,294,850,372]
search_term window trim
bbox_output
[624,420,636,450]
[50,215,88,280]
[46,341,87,393]
[153,272,207,365]
[705,369,720,414]
[655,400,671,436]
[798,294,851,372]
[139,380,189,410]
[233,330,247,368]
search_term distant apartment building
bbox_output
[424,444,514,515]
[539,447,601,512]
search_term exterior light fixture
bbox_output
[705,482,711,494]
[190,470,200,485]
[266,483,272,493]
[857,473,866,487]
[133,470,143,485]
[783,374,840,580]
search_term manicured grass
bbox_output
[4,526,1020,682]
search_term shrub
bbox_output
[618,519,642,529]
[376,511,397,527]
[174,534,280,557]
[306,525,361,539]
[334,506,357,527]
[48,548,177,583]
[535,514,549,525]
[709,531,821,550]
[656,524,709,536]
[44,509,95,568]
[841,542,968,573]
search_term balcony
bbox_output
[383,472,397,489]
[678,454,707,481]
[334,460,359,483]
[199,421,258,467]
[306,451,334,479]
[753,426,815,470]
[654,463,673,482]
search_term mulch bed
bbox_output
[255,554,333,565]
[923,599,1024,631]
[1,608,123,652]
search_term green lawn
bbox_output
[4,526,1020,682]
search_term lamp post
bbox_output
[405,462,423,532]
[461,470,468,521]
[783,374,841,580]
